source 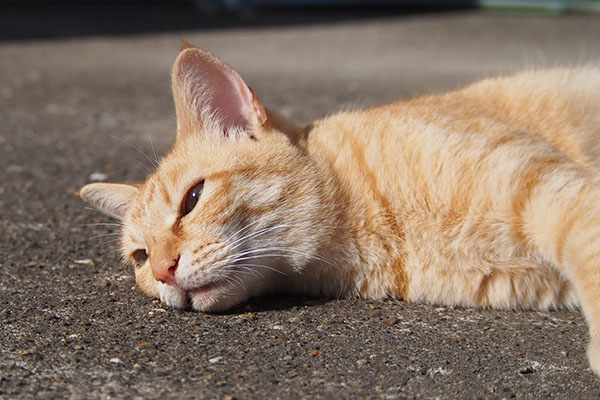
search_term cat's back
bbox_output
[455,67,600,167]
[309,67,600,175]
[304,68,600,249]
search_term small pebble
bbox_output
[209,356,224,364]
[7,165,24,173]
[519,366,535,375]
[448,333,464,341]
[109,358,123,364]
[74,259,95,267]
[89,172,108,182]
[136,341,155,351]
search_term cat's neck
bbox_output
[265,108,305,144]
[295,116,406,300]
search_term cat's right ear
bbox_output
[79,183,139,220]
[171,45,268,140]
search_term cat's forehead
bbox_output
[126,142,230,217]
[125,135,285,224]
[144,154,201,203]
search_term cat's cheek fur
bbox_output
[135,264,160,299]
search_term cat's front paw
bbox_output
[587,339,600,376]
[158,282,188,309]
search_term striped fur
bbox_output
[80,46,600,375]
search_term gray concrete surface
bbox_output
[2,8,600,399]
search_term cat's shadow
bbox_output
[212,295,333,315]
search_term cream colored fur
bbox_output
[80,45,600,375]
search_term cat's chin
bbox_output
[157,282,188,309]
[157,280,247,312]
[187,283,248,312]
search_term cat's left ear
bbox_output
[79,183,139,220]
[171,44,268,139]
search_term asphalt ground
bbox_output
[2,6,600,399]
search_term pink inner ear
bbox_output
[175,49,266,134]
[210,72,255,131]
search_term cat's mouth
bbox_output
[187,281,221,297]
[185,280,226,308]
[184,276,250,312]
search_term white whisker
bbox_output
[146,128,161,166]
[226,266,266,280]
[224,273,246,291]
[90,238,122,249]
[78,232,120,244]
[231,247,342,271]
[225,223,294,250]
[77,223,123,228]
[82,206,120,221]
[223,215,272,243]
[223,206,340,245]
[224,263,288,277]
[109,134,158,170]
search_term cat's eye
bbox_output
[132,249,148,267]
[182,180,205,216]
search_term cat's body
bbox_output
[80,43,600,374]
[304,68,600,311]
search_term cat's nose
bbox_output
[152,256,179,286]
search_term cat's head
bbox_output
[80,43,330,312]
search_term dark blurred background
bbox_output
[1,0,599,41]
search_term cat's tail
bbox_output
[523,162,600,375]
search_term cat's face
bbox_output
[125,132,324,311]
[80,44,327,311]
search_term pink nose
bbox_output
[152,256,179,286]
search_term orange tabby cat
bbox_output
[80,42,600,374]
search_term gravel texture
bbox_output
[2,6,600,399]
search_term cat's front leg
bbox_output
[562,231,600,375]
[588,338,600,375]
[523,173,600,375]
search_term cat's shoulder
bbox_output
[305,66,600,151]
